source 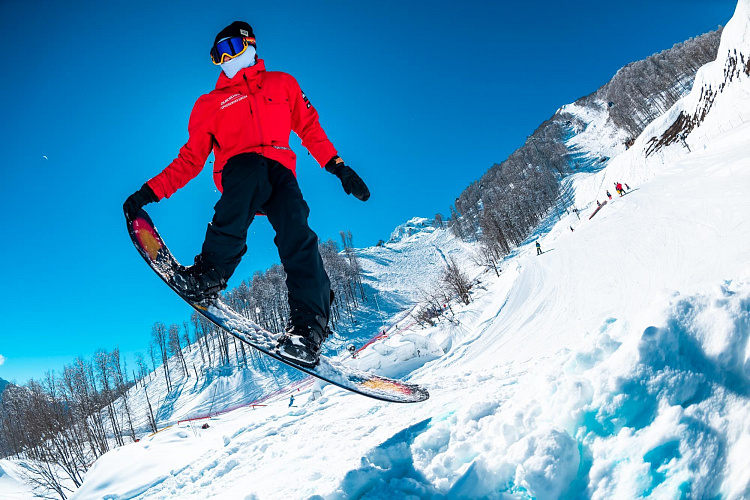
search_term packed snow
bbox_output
[0,460,36,499]
[5,1,750,498]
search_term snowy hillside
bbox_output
[361,216,475,305]
[6,2,750,498]
[571,0,750,209]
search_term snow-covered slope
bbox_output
[0,460,36,499]
[573,0,750,208]
[60,2,750,498]
[359,216,475,306]
[561,99,630,167]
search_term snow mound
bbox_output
[580,281,750,499]
[373,281,750,499]
[72,426,215,500]
[352,333,443,379]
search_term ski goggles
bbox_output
[210,36,256,65]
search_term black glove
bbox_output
[123,183,158,220]
[325,156,370,201]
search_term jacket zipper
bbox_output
[243,74,265,154]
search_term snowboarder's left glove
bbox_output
[325,156,370,202]
[123,183,158,221]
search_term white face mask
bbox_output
[220,46,257,79]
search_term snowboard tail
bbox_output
[126,209,429,404]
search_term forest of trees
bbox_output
[0,349,137,498]
[578,29,723,138]
[448,28,722,267]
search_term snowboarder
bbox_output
[123,21,370,367]
[536,241,542,255]
[615,182,625,196]
[606,190,612,200]
[625,183,630,190]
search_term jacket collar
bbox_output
[215,59,266,90]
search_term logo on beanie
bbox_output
[240,29,249,36]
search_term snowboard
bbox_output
[125,208,429,404]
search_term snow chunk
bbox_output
[508,427,580,500]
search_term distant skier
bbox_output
[596,200,601,207]
[625,183,630,190]
[536,241,542,255]
[615,182,625,196]
[570,225,574,232]
[288,394,295,407]
[123,21,370,367]
[606,190,612,200]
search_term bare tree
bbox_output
[109,348,136,442]
[151,323,172,392]
[443,257,472,305]
[168,324,188,378]
[134,352,149,384]
[93,350,123,447]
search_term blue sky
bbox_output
[0,0,736,384]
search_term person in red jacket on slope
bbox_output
[123,21,370,367]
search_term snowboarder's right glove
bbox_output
[325,156,370,202]
[123,183,158,221]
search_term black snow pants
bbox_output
[201,153,331,324]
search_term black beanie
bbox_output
[214,21,256,47]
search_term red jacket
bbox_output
[147,60,337,200]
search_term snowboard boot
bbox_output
[172,254,227,303]
[276,310,330,368]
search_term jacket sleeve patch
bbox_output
[301,90,312,109]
